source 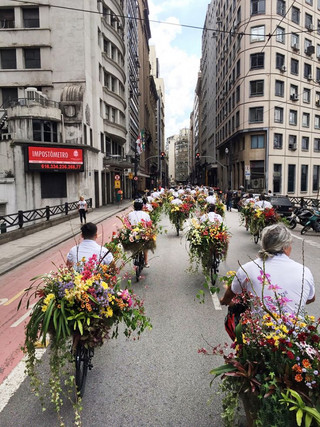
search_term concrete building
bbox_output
[167,134,177,186]
[0,0,160,215]
[200,0,320,197]
[175,128,190,184]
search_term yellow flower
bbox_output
[43,293,55,305]
[101,281,109,290]
[106,306,113,317]
[42,305,48,312]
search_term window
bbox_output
[314,138,320,151]
[291,58,299,75]
[306,0,313,5]
[273,164,282,193]
[304,63,312,79]
[251,135,265,148]
[250,80,264,96]
[24,48,41,68]
[301,165,308,192]
[289,110,297,125]
[317,44,320,58]
[0,8,14,28]
[274,133,283,149]
[289,135,297,150]
[291,33,300,49]
[236,59,240,77]
[274,107,284,123]
[41,173,66,198]
[315,115,320,128]
[251,25,265,42]
[275,80,284,96]
[276,53,285,69]
[33,120,58,142]
[277,0,286,16]
[317,68,320,83]
[250,52,264,69]
[0,49,16,69]
[313,165,320,191]
[305,13,313,29]
[288,164,296,192]
[303,88,311,103]
[251,0,265,15]
[290,84,298,97]
[292,7,300,24]
[236,85,240,102]
[302,112,310,127]
[302,136,309,150]
[249,107,264,123]
[22,8,39,28]
[276,26,285,43]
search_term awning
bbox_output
[137,171,150,178]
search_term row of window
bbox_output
[252,0,320,18]
[0,7,39,29]
[273,163,320,194]
[0,48,40,69]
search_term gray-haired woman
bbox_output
[220,223,315,314]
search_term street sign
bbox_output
[134,176,138,181]
[114,174,120,180]
[115,180,121,188]
[128,172,133,179]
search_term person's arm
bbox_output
[220,287,236,306]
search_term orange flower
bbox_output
[302,359,312,369]
[292,364,302,373]
[86,303,92,312]
[295,374,303,382]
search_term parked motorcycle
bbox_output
[289,206,315,230]
[300,210,320,235]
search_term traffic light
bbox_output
[161,151,165,159]
[195,153,200,160]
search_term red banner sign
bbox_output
[27,146,84,172]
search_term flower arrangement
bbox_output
[149,200,163,224]
[116,216,157,253]
[215,200,226,218]
[196,193,208,209]
[203,279,320,427]
[20,256,151,424]
[249,207,280,237]
[239,203,255,230]
[186,218,230,280]
[168,202,194,230]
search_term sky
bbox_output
[148,0,209,140]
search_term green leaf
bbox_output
[210,364,236,377]
[42,299,55,339]
[296,408,303,426]
[53,307,59,331]
[305,413,312,427]
[77,319,83,335]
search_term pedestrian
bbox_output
[66,222,114,269]
[225,187,233,211]
[200,204,223,224]
[128,199,152,268]
[78,195,87,224]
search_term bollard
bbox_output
[65,202,68,215]
[18,210,23,228]
[46,206,50,221]
[0,222,7,234]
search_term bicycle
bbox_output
[133,250,145,282]
[74,338,94,398]
[209,249,221,287]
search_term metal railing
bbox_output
[289,197,320,209]
[0,198,92,233]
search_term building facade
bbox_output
[0,0,160,215]
[201,0,320,196]
[175,128,190,184]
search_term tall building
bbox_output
[202,0,320,196]
[0,0,160,215]
[175,128,190,184]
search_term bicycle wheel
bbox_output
[75,342,89,398]
[254,232,259,244]
[135,251,144,281]
[301,225,311,235]
[210,253,220,286]
[176,223,179,236]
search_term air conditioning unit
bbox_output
[307,24,314,32]
[308,73,313,80]
[292,43,299,51]
[306,45,315,55]
[316,99,320,107]
[280,65,286,72]
[290,93,298,101]
[289,142,297,150]
[251,178,264,189]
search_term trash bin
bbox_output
[116,189,123,203]
[0,222,7,234]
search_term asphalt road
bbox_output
[0,209,319,427]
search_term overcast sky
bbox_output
[149,0,209,140]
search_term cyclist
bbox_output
[220,223,315,314]
[200,204,223,224]
[254,194,272,210]
[206,189,216,205]
[128,199,152,268]
[66,222,114,268]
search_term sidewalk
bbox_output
[0,201,132,276]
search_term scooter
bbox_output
[300,210,320,234]
[289,206,315,229]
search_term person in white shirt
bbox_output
[77,196,88,224]
[200,204,223,224]
[244,193,256,206]
[177,187,185,196]
[206,190,216,205]
[142,197,153,212]
[67,222,114,269]
[220,223,315,314]
[128,199,152,267]
[171,196,183,205]
[254,194,273,210]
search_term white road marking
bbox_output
[0,349,46,413]
[292,234,320,249]
[10,303,35,328]
[0,298,8,306]
[211,292,222,310]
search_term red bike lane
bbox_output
[0,212,130,386]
